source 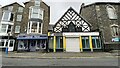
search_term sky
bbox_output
[0,0,119,24]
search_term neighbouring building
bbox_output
[0,0,50,52]
[0,3,16,51]
[16,0,50,52]
[48,7,102,52]
[80,2,120,51]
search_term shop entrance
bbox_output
[0,39,15,51]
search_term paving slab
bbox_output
[1,52,119,59]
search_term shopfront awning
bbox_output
[17,34,48,40]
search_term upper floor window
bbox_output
[29,7,44,20]
[106,5,117,19]
[2,11,14,21]
[31,8,39,18]
[0,24,12,33]
[16,15,22,21]
[1,24,7,33]
[15,26,20,33]
[8,6,13,11]
[35,0,41,6]
[18,7,24,12]
[111,24,119,37]
[27,21,42,34]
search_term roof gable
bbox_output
[53,7,91,33]
[1,1,26,8]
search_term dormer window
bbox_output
[106,5,117,19]
[35,0,41,6]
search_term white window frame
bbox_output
[1,24,8,33]
[15,26,20,33]
[31,8,39,18]
[29,6,44,20]
[35,0,41,6]
[2,11,11,21]
[106,5,117,19]
[8,6,13,11]
[27,21,42,34]
[18,7,24,12]
[110,24,119,37]
[16,15,22,21]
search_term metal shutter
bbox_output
[66,37,80,52]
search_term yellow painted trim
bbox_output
[89,36,93,52]
[53,36,56,52]
[48,32,50,36]
[79,36,83,52]
[63,36,66,51]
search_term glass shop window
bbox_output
[82,37,90,49]
[56,37,63,49]
[92,37,101,49]
[48,37,54,49]
[18,40,24,49]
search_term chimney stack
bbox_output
[79,3,85,14]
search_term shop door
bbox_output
[30,40,36,51]
[66,37,80,52]
[8,40,15,51]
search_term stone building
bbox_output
[0,3,17,51]
[0,0,50,52]
[16,0,50,52]
[80,2,120,51]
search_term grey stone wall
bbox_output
[81,5,98,31]
[81,3,119,43]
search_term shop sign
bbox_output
[17,35,48,39]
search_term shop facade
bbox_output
[48,7,103,52]
[17,34,48,52]
[0,36,15,51]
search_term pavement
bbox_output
[1,51,120,59]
